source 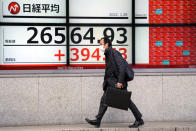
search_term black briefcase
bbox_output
[104,86,132,111]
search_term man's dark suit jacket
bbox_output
[103,46,128,91]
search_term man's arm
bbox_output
[113,51,126,84]
[102,68,107,90]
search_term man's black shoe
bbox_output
[85,118,101,128]
[129,119,144,128]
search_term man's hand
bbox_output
[117,82,123,88]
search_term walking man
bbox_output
[85,36,144,128]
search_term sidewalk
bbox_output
[0,121,196,131]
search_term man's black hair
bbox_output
[101,36,112,47]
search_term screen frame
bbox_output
[0,0,195,73]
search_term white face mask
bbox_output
[99,45,105,52]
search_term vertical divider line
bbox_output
[132,0,136,65]
[66,0,70,66]
[2,0,4,16]
[3,28,4,64]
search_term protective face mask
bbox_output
[99,45,105,52]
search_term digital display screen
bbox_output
[0,26,66,65]
[0,0,66,23]
[69,0,132,24]
[69,27,132,64]
[0,0,195,68]
[135,0,149,23]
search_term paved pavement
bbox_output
[0,122,196,131]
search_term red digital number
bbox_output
[92,48,101,61]
[119,48,127,60]
[71,48,79,61]
[81,48,90,61]
[71,48,126,62]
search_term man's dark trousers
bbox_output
[95,88,143,121]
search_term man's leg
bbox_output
[95,91,108,121]
[128,99,144,128]
[128,99,142,120]
[85,91,108,128]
